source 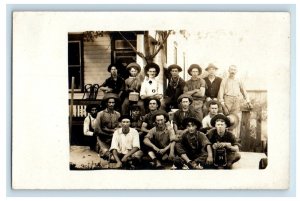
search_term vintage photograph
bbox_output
[12,12,290,189]
[68,30,268,171]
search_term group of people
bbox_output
[83,61,252,170]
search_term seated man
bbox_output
[130,104,144,135]
[201,100,219,133]
[143,110,176,169]
[175,117,213,170]
[83,104,100,151]
[110,115,143,169]
[173,94,199,141]
[94,93,120,158]
[207,114,241,169]
[140,98,161,134]
[99,64,125,101]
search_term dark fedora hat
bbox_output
[188,64,202,76]
[107,64,118,72]
[183,117,202,130]
[167,64,182,72]
[144,62,160,77]
[127,62,141,74]
[177,94,193,104]
[151,110,169,122]
[118,114,132,122]
[210,114,232,127]
[86,104,100,113]
[205,63,218,71]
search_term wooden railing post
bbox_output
[69,77,75,144]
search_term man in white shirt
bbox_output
[110,115,143,169]
[83,104,100,151]
[202,100,219,130]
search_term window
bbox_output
[68,34,84,91]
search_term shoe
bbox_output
[187,161,203,170]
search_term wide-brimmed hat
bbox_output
[210,114,231,127]
[177,94,193,104]
[226,113,240,130]
[127,62,141,74]
[146,97,161,108]
[183,117,202,130]
[107,64,118,72]
[103,93,120,102]
[86,104,100,113]
[118,114,132,122]
[144,63,160,77]
[188,64,202,76]
[205,63,218,71]
[167,64,182,72]
[151,110,169,122]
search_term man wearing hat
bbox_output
[183,64,206,121]
[207,114,241,169]
[99,64,125,100]
[164,64,186,112]
[203,63,223,116]
[174,117,213,169]
[94,93,121,158]
[110,115,143,169]
[83,104,100,151]
[143,110,176,169]
[173,94,200,141]
[121,62,145,115]
[140,62,165,110]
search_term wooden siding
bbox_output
[83,34,111,89]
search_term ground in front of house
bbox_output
[69,146,267,170]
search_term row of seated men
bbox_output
[83,93,241,170]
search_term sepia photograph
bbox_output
[68,30,268,171]
[12,11,290,189]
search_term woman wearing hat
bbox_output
[206,114,241,169]
[174,117,213,169]
[164,64,186,112]
[183,64,206,121]
[140,62,165,110]
[121,62,145,115]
